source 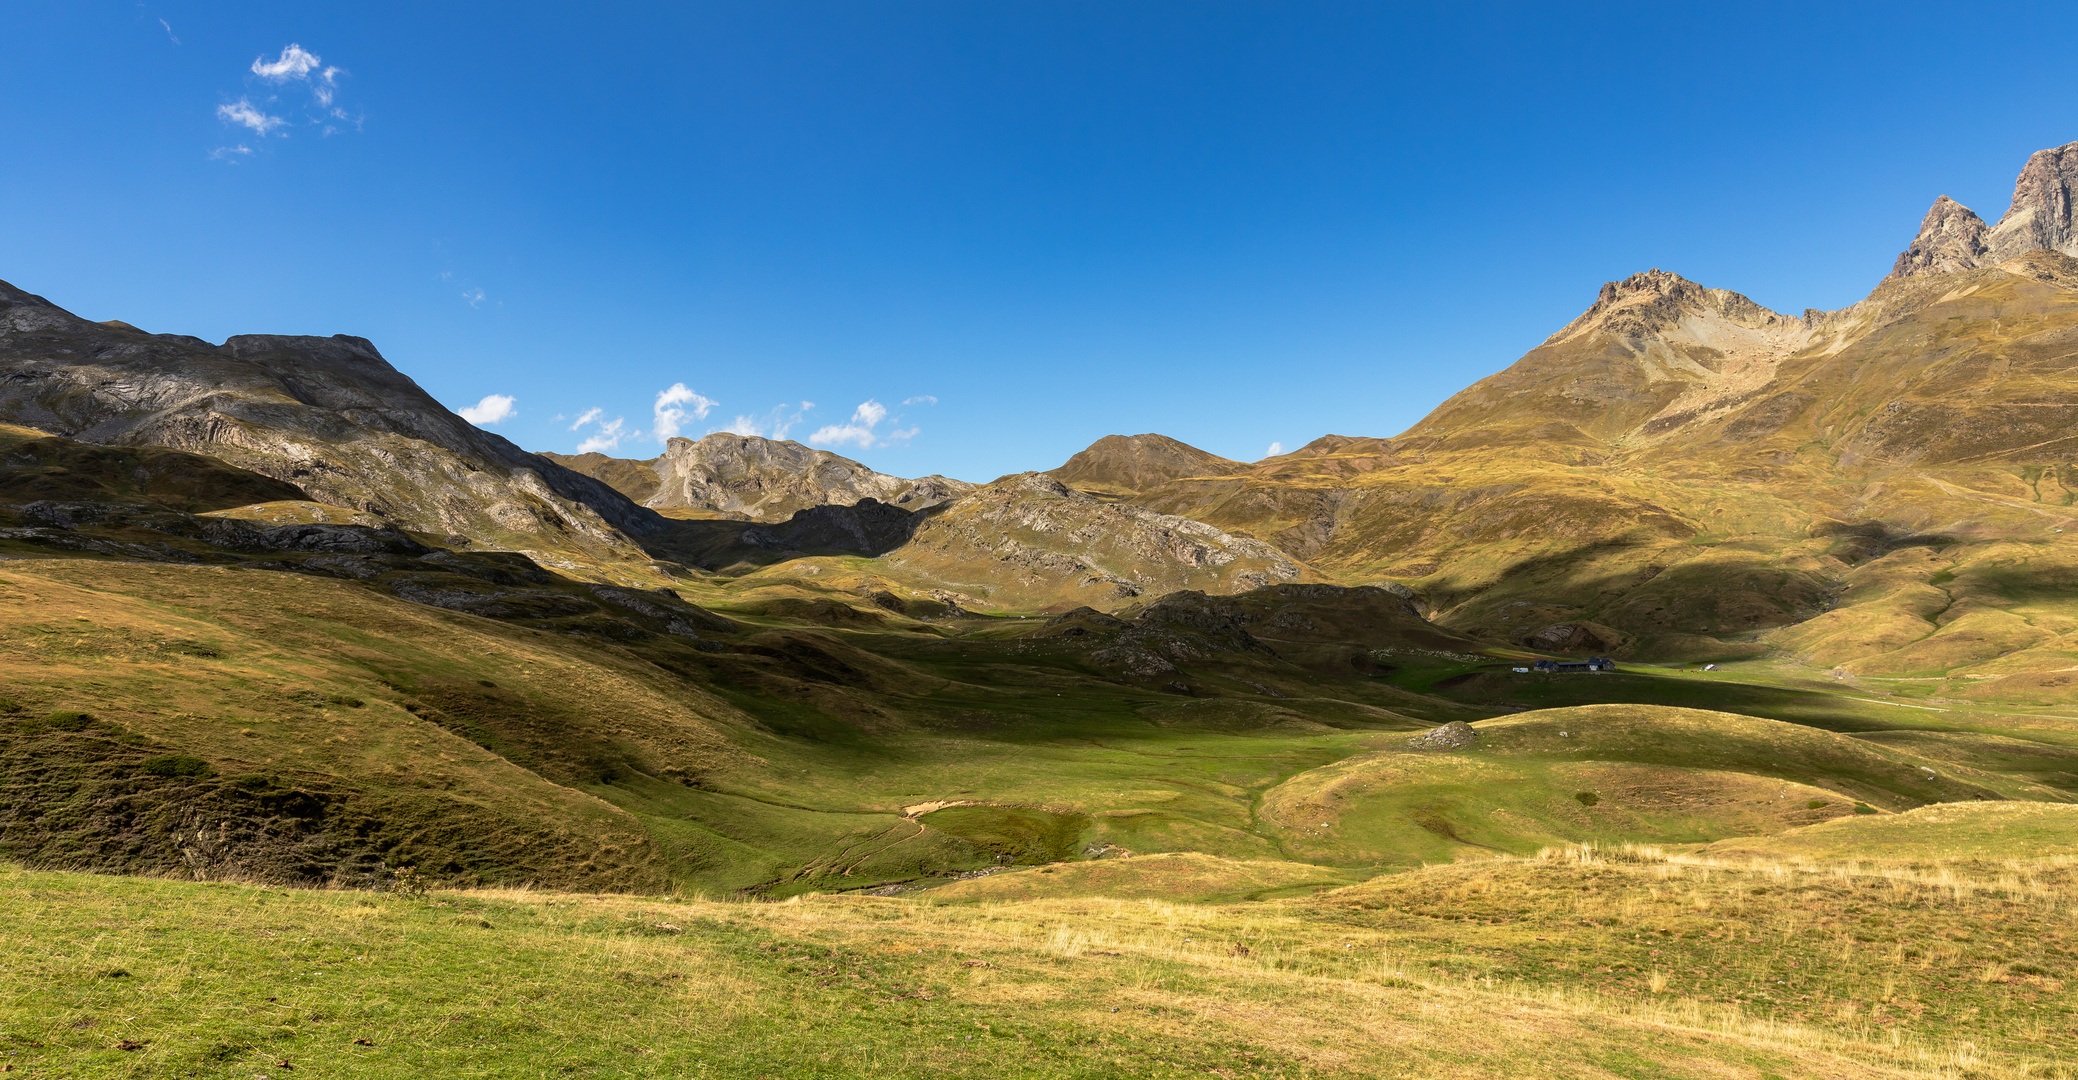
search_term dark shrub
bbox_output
[139,755,213,779]
[47,711,94,731]
[1574,791,1600,807]
[1853,802,1878,815]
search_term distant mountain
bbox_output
[0,282,660,562]
[1044,433,1246,499]
[1128,138,2078,676]
[541,433,973,522]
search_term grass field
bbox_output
[5,838,2071,1080]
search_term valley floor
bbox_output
[5,841,2071,1079]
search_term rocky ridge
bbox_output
[1890,140,2078,279]
[0,282,661,563]
[544,433,973,523]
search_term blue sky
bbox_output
[5,3,2077,482]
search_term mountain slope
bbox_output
[882,472,1309,610]
[1127,139,2078,671]
[1045,433,1246,499]
[0,282,662,564]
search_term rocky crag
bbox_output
[543,433,973,522]
[1889,140,2078,278]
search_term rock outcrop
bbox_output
[0,281,660,560]
[1890,140,2078,278]
[1887,195,1991,279]
[542,432,973,523]
[1407,721,1479,750]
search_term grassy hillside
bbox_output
[6,843,2068,1079]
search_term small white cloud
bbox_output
[1263,442,1285,459]
[462,288,486,307]
[901,395,938,406]
[570,407,603,431]
[252,44,323,82]
[809,399,912,450]
[314,66,344,106]
[217,98,286,135]
[576,417,631,454]
[159,18,179,45]
[208,144,253,161]
[458,394,517,426]
[723,401,813,441]
[653,383,717,441]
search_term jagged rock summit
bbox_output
[542,432,972,523]
[1889,140,2078,279]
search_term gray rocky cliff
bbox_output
[1987,141,2078,263]
[1889,140,2078,278]
[1887,195,1991,279]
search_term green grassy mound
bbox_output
[1475,705,2010,806]
[1252,704,2013,868]
[1701,800,2078,861]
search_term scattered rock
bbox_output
[1407,721,1480,750]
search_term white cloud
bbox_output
[458,394,517,426]
[809,399,914,450]
[723,401,813,441]
[208,144,253,161]
[462,288,486,307]
[225,45,356,142]
[1263,442,1285,459]
[576,417,631,454]
[159,18,179,45]
[217,98,286,135]
[901,395,938,406]
[653,383,717,441]
[252,44,323,82]
[570,407,604,431]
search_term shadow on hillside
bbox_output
[644,498,933,572]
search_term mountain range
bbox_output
[6,139,2078,900]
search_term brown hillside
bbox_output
[1046,433,1246,499]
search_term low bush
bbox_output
[139,755,213,779]
[46,711,94,731]
[1574,792,1600,807]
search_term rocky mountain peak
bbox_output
[1548,268,1794,348]
[1988,140,2078,262]
[1887,195,1991,279]
[1889,140,2078,278]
